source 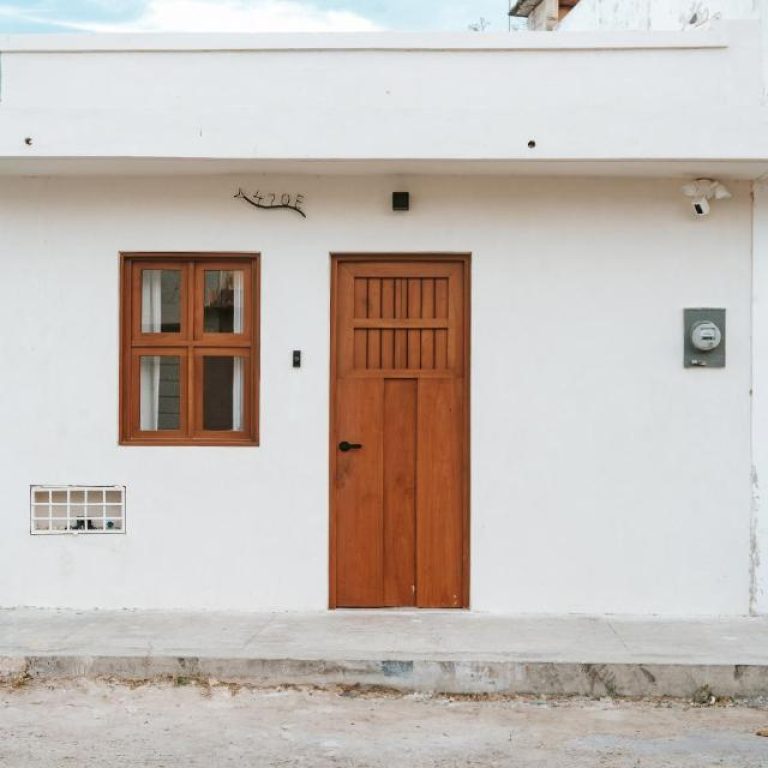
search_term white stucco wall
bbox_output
[0,173,753,614]
[1,23,766,168]
[753,180,768,615]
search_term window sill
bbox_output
[119,438,259,447]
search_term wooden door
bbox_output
[330,255,469,608]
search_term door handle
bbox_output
[338,441,363,452]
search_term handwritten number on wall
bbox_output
[235,188,307,218]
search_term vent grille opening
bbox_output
[30,486,125,534]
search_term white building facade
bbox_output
[1,20,767,615]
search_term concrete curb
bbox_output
[3,656,768,698]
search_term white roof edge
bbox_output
[0,28,730,53]
[2,158,768,181]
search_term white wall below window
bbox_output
[0,174,754,615]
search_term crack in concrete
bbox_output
[606,621,631,653]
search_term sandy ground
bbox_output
[1,682,767,767]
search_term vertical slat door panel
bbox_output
[381,279,395,369]
[336,265,357,377]
[407,279,422,369]
[421,279,435,369]
[416,377,465,608]
[332,257,468,609]
[353,278,368,370]
[446,266,463,373]
[394,279,407,368]
[367,279,382,369]
[335,377,384,607]
[434,278,449,370]
[383,379,418,607]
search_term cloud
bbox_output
[0,0,384,33]
[0,5,46,22]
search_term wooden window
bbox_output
[120,253,260,445]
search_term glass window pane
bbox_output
[204,271,244,333]
[203,357,244,431]
[142,269,182,333]
[140,356,181,431]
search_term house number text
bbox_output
[235,188,307,218]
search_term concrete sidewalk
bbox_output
[2,609,768,698]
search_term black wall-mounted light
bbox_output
[392,192,410,212]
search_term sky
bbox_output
[0,0,527,34]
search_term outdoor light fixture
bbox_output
[392,192,410,212]
[681,179,732,218]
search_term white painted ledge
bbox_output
[0,29,728,53]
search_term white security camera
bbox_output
[681,179,732,218]
[691,197,710,217]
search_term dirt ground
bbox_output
[1,681,767,767]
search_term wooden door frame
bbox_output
[328,253,471,609]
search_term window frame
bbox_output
[120,252,260,446]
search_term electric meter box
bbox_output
[684,308,725,368]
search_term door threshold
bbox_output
[331,607,470,613]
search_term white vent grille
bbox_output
[30,486,125,534]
